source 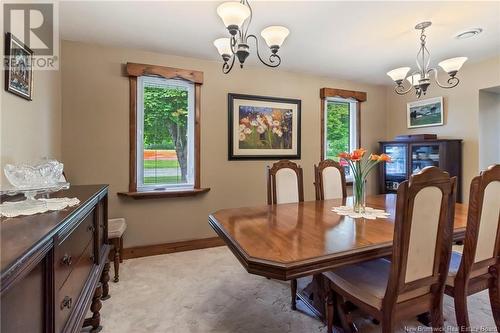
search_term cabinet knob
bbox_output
[61,254,72,266]
[60,296,72,310]
[89,254,95,262]
[87,225,95,233]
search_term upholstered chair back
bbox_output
[459,164,500,277]
[267,160,304,205]
[384,167,456,305]
[314,160,347,200]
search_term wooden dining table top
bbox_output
[209,194,468,281]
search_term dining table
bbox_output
[208,194,468,320]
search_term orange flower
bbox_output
[338,152,351,160]
[369,154,380,161]
[271,110,283,121]
[379,153,392,162]
[350,148,366,161]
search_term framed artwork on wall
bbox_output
[407,96,444,128]
[4,32,34,100]
[228,93,301,160]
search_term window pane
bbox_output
[142,82,191,187]
[326,101,350,160]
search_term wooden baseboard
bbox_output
[122,237,225,260]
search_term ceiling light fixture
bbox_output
[213,0,289,74]
[387,21,467,98]
[455,28,483,40]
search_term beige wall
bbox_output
[385,56,500,203]
[61,40,387,248]
[478,89,500,170]
[0,54,61,185]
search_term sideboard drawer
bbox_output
[56,240,94,333]
[55,208,95,289]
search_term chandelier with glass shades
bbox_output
[213,0,289,74]
[387,22,467,98]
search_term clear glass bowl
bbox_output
[4,160,64,189]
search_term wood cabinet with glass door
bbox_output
[379,138,462,202]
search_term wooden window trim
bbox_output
[320,87,366,161]
[118,62,209,199]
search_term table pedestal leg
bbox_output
[296,275,328,322]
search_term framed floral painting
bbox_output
[228,93,301,160]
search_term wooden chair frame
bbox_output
[326,167,457,333]
[314,159,347,200]
[110,236,124,283]
[266,160,304,205]
[445,164,500,331]
[266,160,304,310]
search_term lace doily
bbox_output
[0,197,80,218]
[332,206,390,220]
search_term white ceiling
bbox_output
[60,1,500,85]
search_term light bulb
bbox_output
[260,26,290,48]
[387,67,411,83]
[213,38,232,56]
[216,2,250,29]
[406,73,422,86]
[439,57,467,75]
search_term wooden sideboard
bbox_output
[1,185,110,333]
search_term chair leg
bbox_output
[326,291,334,333]
[291,279,297,310]
[112,238,120,283]
[119,236,124,263]
[431,293,445,331]
[381,315,395,333]
[489,265,500,330]
[454,291,470,332]
[336,295,355,333]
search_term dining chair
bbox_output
[445,164,500,331]
[266,160,304,310]
[314,159,347,200]
[266,160,304,205]
[323,166,457,333]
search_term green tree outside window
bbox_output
[326,101,350,160]
[143,85,189,183]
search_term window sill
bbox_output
[117,187,210,200]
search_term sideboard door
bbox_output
[1,261,47,333]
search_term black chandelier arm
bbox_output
[240,0,252,41]
[428,68,460,89]
[222,54,236,74]
[230,36,238,55]
[246,34,282,68]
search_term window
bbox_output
[120,62,209,198]
[320,88,366,181]
[324,98,358,160]
[137,76,194,191]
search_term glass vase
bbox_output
[353,178,366,214]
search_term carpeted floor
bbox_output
[99,246,497,333]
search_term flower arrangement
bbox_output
[338,148,392,213]
[238,107,293,149]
